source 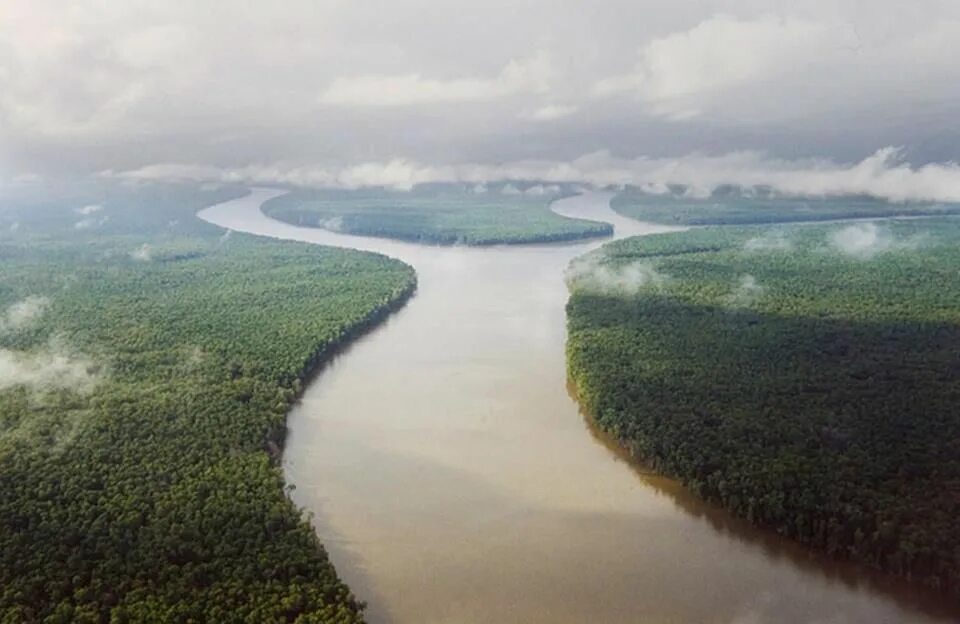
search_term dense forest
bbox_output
[612,185,960,225]
[263,182,612,245]
[0,182,416,622]
[566,219,960,594]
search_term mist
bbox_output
[826,222,923,259]
[130,243,153,262]
[727,274,765,307]
[0,296,51,334]
[566,254,668,296]
[0,345,99,394]
[107,147,960,204]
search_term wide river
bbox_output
[199,189,956,624]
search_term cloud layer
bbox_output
[111,147,960,203]
[2,2,960,178]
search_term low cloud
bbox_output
[727,274,765,307]
[522,184,562,196]
[593,15,830,119]
[523,104,578,122]
[566,254,668,296]
[501,183,561,197]
[75,215,109,230]
[129,243,153,262]
[826,222,923,259]
[0,345,99,394]
[318,51,552,107]
[0,296,50,334]
[74,204,103,216]
[107,147,960,203]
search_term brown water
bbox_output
[199,189,957,624]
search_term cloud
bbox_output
[318,51,552,106]
[3,3,960,175]
[593,15,830,118]
[727,274,765,306]
[74,204,103,216]
[825,222,924,259]
[129,243,153,262]
[109,147,960,203]
[75,215,109,229]
[566,254,668,296]
[0,296,51,334]
[0,345,99,394]
[523,104,578,122]
[521,184,562,196]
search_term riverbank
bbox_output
[566,220,960,599]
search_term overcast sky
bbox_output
[3,1,960,199]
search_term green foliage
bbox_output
[0,184,416,622]
[611,186,960,225]
[567,219,960,594]
[263,183,612,245]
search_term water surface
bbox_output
[199,190,956,624]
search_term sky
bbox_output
[3,0,960,199]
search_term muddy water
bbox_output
[199,189,956,624]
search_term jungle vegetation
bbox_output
[611,185,960,225]
[263,182,612,245]
[0,182,416,622]
[566,219,960,594]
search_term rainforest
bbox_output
[0,183,415,622]
[611,186,960,225]
[262,183,612,245]
[566,218,960,594]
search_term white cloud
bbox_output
[523,104,578,122]
[593,15,830,117]
[74,204,102,216]
[319,51,552,106]
[566,254,668,296]
[130,243,153,262]
[3,3,960,174]
[74,215,109,230]
[0,296,51,334]
[522,184,562,196]
[727,274,765,306]
[825,222,923,259]
[109,147,960,203]
[0,346,99,393]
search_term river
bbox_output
[199,189,956,624]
